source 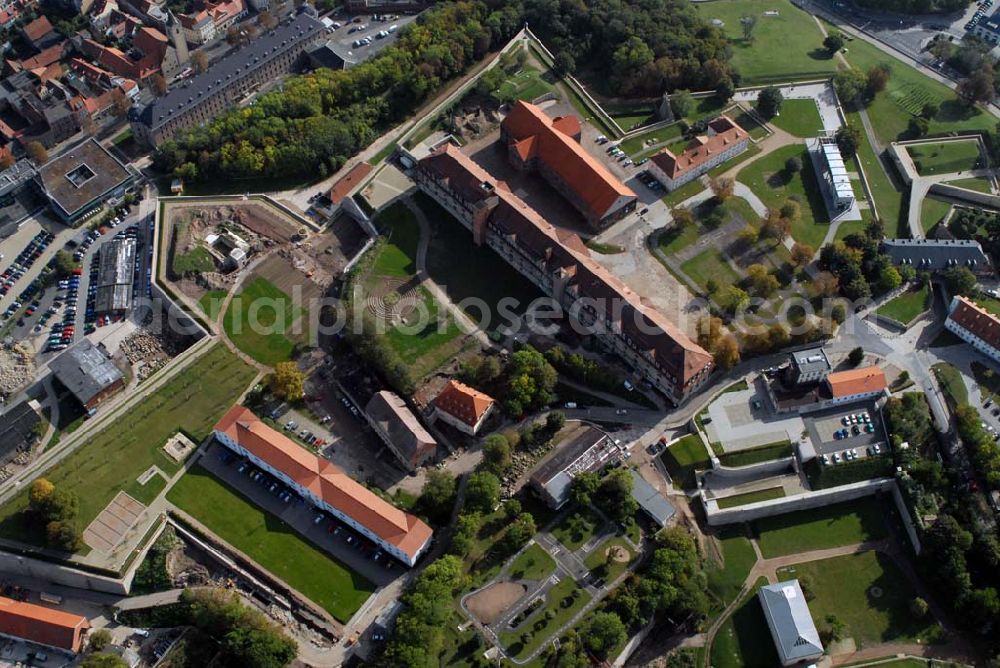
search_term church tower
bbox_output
[167,11,189,66]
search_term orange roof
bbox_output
[0,597,90,653]
[215,406,432,560]
[826,367,887,398]
[502,101,635,222]
[22,15,53,42]
[651,116,748,179]
[328,162,372,204]
[9,43,65,72]
[948,296,1000,352]
[434,380,495,428]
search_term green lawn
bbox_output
[620,124,684,158]
[499,577,591,659]
[717,440,793,467]
[730,108,770,140]
[696,0,836,83]
[383,286,466,378]
[932,362,968,409]
[0,344,256,549]
[835,23,997,143]
[974,295,1000,317]
[920,197,952,234]
[172,246,215,275]
[906,141,981,176]
[717,487,786,509]
[777,551,943,646]
[946,176,993,194]
[657,223,701,255]
[585,240,625,255]
[843,107,906,235]
[372,202,420,277]
[879,283,930,326]
[753,497,889,558]
[583,536,634,582]
[707,527,757,611]
[662,178,708,207]
[508,543,557,581]
[551,507,603,552]
[737,143,830,248]
[168,465,374,622]
[709,577,778,668]
[681,249,741,293]
[222,277,305,366]
[198,290,228,321]
[770,99,825,138]
[494,65,554,103]
[661,434,712,490]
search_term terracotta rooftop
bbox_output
[0,596,90,653]
[22,15,54,42]
[433,380,495,428]
[651,115,749,179]
[328,162,372,205]
[825,366,887,398]
[948,296,1000,352]
[215,406,432,560]
[502,100,635,222]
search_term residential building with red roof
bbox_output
[364,391,437,471]
[648,116,749,191]
[21,15,59,51]
[946,295,1000,363]
[824,367,888,403]
[500,100,637,230]
[214,405,433,565]
[416,143,713,404]
[328,161,372,205]
[0,596,90,654]
[433,380,496,435]
[0,7,19,29]
[178,0,247,44]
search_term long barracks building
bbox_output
[415,143,714,404]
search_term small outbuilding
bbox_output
[758,580,824,666]
[49,339,124,410]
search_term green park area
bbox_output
[707,527,757,612]
[222,277,306,366]
[681,249,741,293]
[198,290,228,320]
[499,577,592,659]
[737,144,829,248]
[695,0,836,83]
[372,202,420,277]
[507,543,557,581]
[717,440,792,467]
[770,99,825,138]
[946,176,993,194]
[494,64,554,103]
[551,507,603,551]
[777,551,943,646]
[932,362,968,408]
[172,245,215,276]
[842,107,906,235]
[879,283,930,326]
[752,497,889,558]
[920,197,952,234]
[584,537,634,582]
[168,465,374,622]
[661,434,712,489]
[906,141,981,176]
[709,577,778,668]
[0,344,256,549]
[716,487,786,509]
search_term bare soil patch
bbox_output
[466,581,527,625]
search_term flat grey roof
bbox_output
[790,348,831,375]
[883,238,992,272]
[49,339,123,406]
[95,238,136,313]
[36,138,134,217]
[629,469,675,526]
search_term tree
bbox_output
[223,626,297,667]
[910,597,929,619]
[88,629,112,652]
[500,512,537,555]
[584,612,627,658]
[835,124,861,157]
[713,335,740,370]
[81,656,128,668]
[708,176,734,202]
[29,478,55,510]
[737,226,759,249]
[760,208,791,241]
[943,265,977,296]
[481,433,512,473]
[465,471,501,513]
[546,411,565,432]
[24,141,48,164]
[554,51,576,75]
[111,89,131,118]
[500,346,557,416]
[597,468,639,522]
[416,470,455,524]
[812,271,840,297]
[150,74,167,97]
[958,63,995,105]
[823,33,844,53]
[746,264,779,297]
[790,242,814,267]
[833,67,867,103]
[192,50,209,74]
[671,206,695,228]
[716,77,736,102]
[866,64,891,97]
[757,86,783,118]
[226,25,241,46]
[570,472,600,507]
[848,347,865,366]
[908,116,929,138]
[267,362,304,401]
[740,14,757,41]
[921,101,939,119]
[258,9,278,29]
[877,263,902,293]
[785,156,803,173]
[714,285,750,314]
[670,90,695,119]
[46,520,83,552]
[54,250,77,278]
[0,152,14,170]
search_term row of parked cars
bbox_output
[967,0,993,31]
[821,444,882,465]
[0,230,54,301]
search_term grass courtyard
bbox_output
[753,497,889,558]
[879,283,930,326]
[661,434,712,490]
[167,465,374,622]
[222,277,306,366]
[681,249,741,293]
[737,143,829,248]
[906,141,981,176]
[695,0,836,84]
[551,507,603,552]
[0,344,256,549]
[932,362,968,409]
[770,99,825,138]
[507,543,557,581]
[499,577,591,659]
[372,202,420,277]
[946,176,993,194]
[777,551,943,646]
[584,537,634,582]
[920,197,952,234]
[716,487,786,509]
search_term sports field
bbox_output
[222,277,306,366]
[168,465,374,622]
[696,0,836,83]
[0,344,256,549]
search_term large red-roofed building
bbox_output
[0,597,90,654]
[946,295,1000,363]
[649,116,749,191]
[214,405,433,565]
[433,380,496,435]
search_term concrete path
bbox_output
[905,166,997,239]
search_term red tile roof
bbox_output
[0,597,90,653]
[501,101,635,222]
[215,406,432,560]
[0,7,20,27]
[7,42,65,73]
[826,367,887,398]
[948,296,1000,352]
[328,162,372,204]
[651,115,748,179]
[433,380,495,428]
[22,15,54,42]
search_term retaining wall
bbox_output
[709,457,795,480]
[928,182,1000,209]
[704,477,894,525]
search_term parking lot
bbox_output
[803,400,887,463]
[320,13,417,64]
[201,442,397,586]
